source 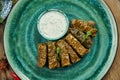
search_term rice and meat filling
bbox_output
[47,42,60,69]
[57,40,80,63]
[38,43,47,67]
[70,19,97,37]
[69,27,93,49]
[65,33,88,56]
[56,40,71,67]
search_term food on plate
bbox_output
[69,27,93,48]
[57,40,80,63]
[38,43,47,67]
[56,40,71,67]
[37,19,97,69]
[37,9,69,40]
[70,19,97,36]
[47,42,60,69]
[65,33,88,56]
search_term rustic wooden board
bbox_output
[0,0,120,79]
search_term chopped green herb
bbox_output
[82,31,92,43]
[56,46,61,61]
[57,55,60,61]
[87,31,92,35]
[56,47,60,54]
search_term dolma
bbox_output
[57,40,71,67]
[65,34,88,56]
[38,43,47,67]
[69,27,93,48]
[70,19,97,36]
[57,40,80,63]
[47,42,60,69]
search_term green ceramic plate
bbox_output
[4,0,118,80]
[0,0,12,23]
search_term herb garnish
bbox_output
[82,31,92,43]
[56,46,61,61]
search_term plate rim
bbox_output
[3,0,118,80]
[95,0,118,79]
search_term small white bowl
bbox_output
[37,9,69,40]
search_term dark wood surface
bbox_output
[0,0,120,80]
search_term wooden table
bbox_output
[103,0,120,80]
[0,0,120,80]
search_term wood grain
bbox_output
[0,0,120,80]
[103,0,120,80]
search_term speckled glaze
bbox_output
[4,0,118,80]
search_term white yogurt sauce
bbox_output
[38,10,68,40]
